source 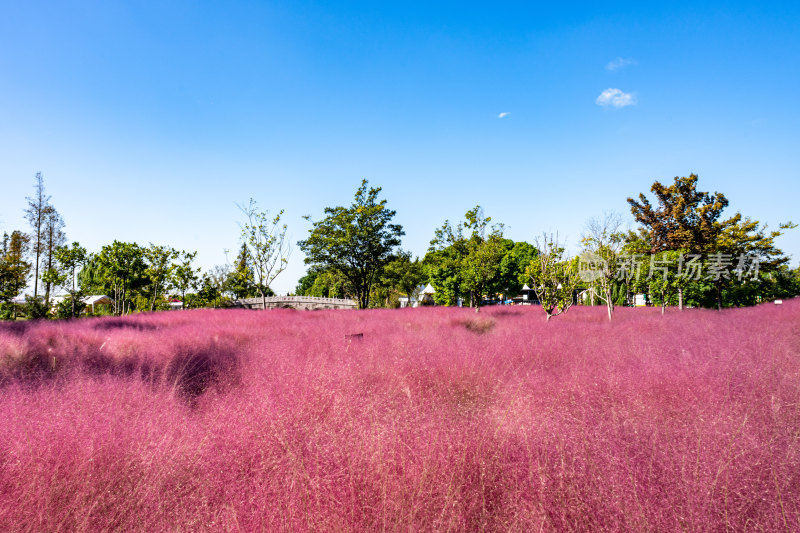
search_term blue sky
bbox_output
[1,1,798,294]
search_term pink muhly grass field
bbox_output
[1,301,799,531]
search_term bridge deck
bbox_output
[234,296,358,310]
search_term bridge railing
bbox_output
[234,296,358,308]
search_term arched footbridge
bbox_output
[234,296,358,310]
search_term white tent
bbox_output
[83,295,114,313]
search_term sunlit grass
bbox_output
[1,301,798,531]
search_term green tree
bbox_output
[205,264,234,302]
[41,205,66,305]
[424,220,468,306]
[24,172,50,299]
[460,208,507,309]
[631,250,684,314]
[496,241,538,300]
[379,250,426,306]
[295,268,320,296]
[628,174,732,309]
[427,206,507,308]
[225,244,260,299]
[0,231,31,319]
[526,233,581,321]
[708,216,795,308]
[172,251,200,307]
[193,272,231,309]
[298,180,404,309]
[144,244,178,311]
[52,242,88,318]
[239,199,290,308]
[628,174,730,254]
[580,213,626,320]
[311,269,351,299]
[84,241,147,315]
[628,174,795,309]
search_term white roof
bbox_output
[522,284,530,290]
[422,283,435,294]
[84,295,113,305]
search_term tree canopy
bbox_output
[298,180,404,309]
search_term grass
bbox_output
[1,301,798,531]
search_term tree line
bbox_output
[1,172,798,321]
[0,175,290,319]
[295,176,798,319]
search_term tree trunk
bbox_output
[33,255,40,299]
[678,287,684,311]
[150,278,159,312]
[604,287,614,321]
[44,224,53,305]
[71,268,76,317]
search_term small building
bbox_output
[83,295,114,314]
[418,283,436,306]
[399,283,436,308]
[513,284,540,305]
[49,294,114,314]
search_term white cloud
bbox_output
[596,88,636,108]
[606,57,637,71]
[498,112,510,118]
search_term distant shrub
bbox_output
[455,315,496,333]
[24,295,49,319]
[54,295,86,319]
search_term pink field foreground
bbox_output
[1,303,799,532]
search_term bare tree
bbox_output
[526,233,581,321]
[239,199,291,309]
[24,172,51,299]
[581,212,626,321]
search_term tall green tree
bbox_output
[83,241,147,315]
[238,199,290,308]
[459,208,507,308]
[172,251,200,306]
[628,174,730,254]
[380,250,426,305]
[0,231,31,319]
[628,174,795,309]
[707,215,795,308]
[225,244,260,299]
[41,205,66,304]
[628,174,732,309]
[298,179,404,309]
[24,172,50,299]
[300,267,351,299]
[51,242,88,318]
[424,220,468,306]
[427,207,507,308]
[496,241,538,300]
[144,244,178,311]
